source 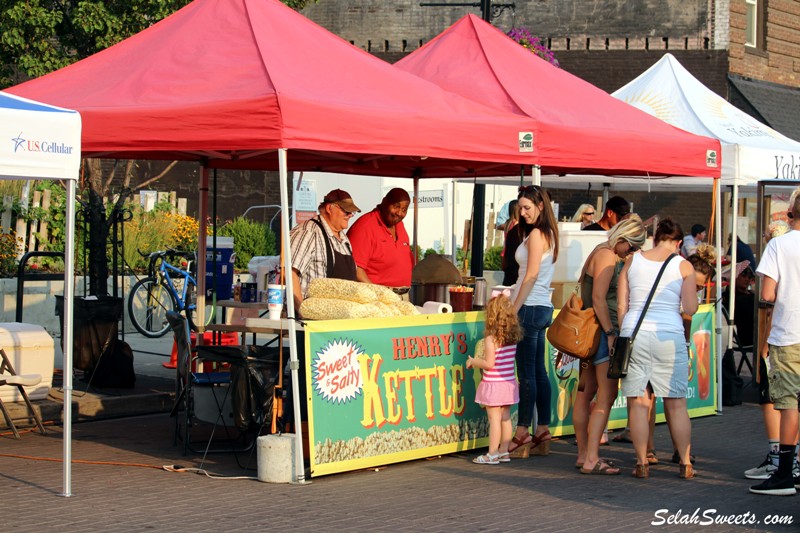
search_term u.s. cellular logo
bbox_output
[12,132,74,155]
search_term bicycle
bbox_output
[128,250,214,338]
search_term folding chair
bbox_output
[167,312,237,454]
[167,312,277,456]
[721,305,755,386]
[0,348,46,439]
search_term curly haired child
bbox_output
[466,294,523,464]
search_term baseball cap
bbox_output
[322,189,361,214]
[606,196,630,218]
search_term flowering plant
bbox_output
[506,27,559,67]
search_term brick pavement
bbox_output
[1,400,797,532]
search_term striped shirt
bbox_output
[482,343,517,382]
[289,215,353,298]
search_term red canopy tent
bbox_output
[7,1,540,177]
[7,1,719,491]
[395,14,721,180]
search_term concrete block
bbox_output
[258,434,296,483]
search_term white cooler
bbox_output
[0,323,55,402]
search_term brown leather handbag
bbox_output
[546,288,601,360]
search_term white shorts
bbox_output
[620,329,688,398]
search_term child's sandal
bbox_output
[473,453,500,465]
[497,452,510,463]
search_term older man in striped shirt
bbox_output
[290,189,361,313]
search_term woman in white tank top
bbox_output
[617,218,699,479]
[507,185,559,458]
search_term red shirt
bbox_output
[347,209,413,287]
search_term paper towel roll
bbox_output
[418,301,452,314]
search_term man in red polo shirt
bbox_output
[347,188,413,297]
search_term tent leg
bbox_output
[61,179,76,498]
[278,149,308,485]
[714,178,723,414]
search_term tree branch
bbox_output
[135,160,179,190]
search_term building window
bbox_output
[745,0,767,50]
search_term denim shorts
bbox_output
[592,330,610,366]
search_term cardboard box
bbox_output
[550,282,580,309]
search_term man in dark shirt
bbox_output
[582,195,630,231]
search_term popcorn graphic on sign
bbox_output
[312,338,364,404]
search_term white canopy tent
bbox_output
[0,91,81,496]
[613,53,800,408]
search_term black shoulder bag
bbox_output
[608,254,677,380]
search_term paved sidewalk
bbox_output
[2,332,797,531]
[1,400,797,532]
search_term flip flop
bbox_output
[580,459,621,475]
[576,458,616,469]
[507,434,532,454]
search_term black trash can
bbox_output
[55,295,124,372]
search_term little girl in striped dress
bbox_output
[467,294,523,464]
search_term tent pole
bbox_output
[729,183,739,352]
[413,174,420,262]
[714,178,723,414]
[196,166,209,331]
[61,178,77,498]
[279,149,307,484]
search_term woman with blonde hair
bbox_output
[508,185,559,457]
[575,214,647,474]
[572,203,597,229]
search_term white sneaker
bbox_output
[744,455,778,480]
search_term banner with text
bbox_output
[305,312,486,476]
[304,304,717,476]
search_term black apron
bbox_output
[311,218,357,281]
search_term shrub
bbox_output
[217,216,276,270]
[483,245,503,271]
[119,202,203,272]
[0,229,21,275]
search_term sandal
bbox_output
[646,450,659,465]
[530,430,552,456]
[679,463,696,479]
[498,452,510,463]
[576,457,616,469]
[632,463,649,479]
[473,453,500,465]
[580,459,620,475]
[508,434,532,458]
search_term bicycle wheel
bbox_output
[128,277,177,338]
[184,281,215,333]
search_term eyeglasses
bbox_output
[334,204,355,217]
[583,211,595,216]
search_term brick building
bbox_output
[293,0,800,232]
